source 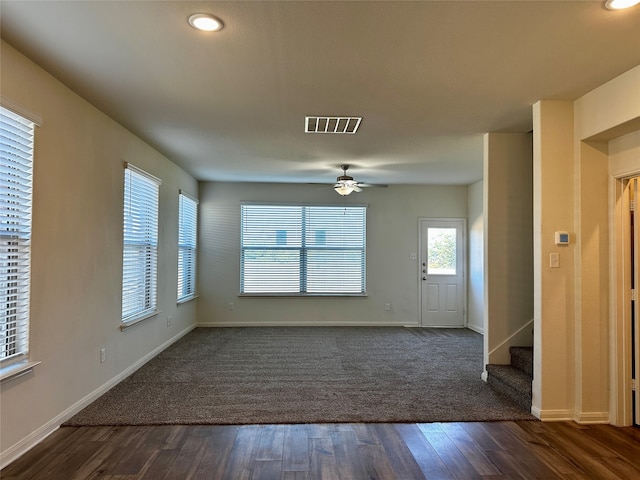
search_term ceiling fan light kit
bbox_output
[331,165,386,196]
[334,185,355,196]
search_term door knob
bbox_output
[422,276,426,280]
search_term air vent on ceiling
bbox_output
[305,116,362,134]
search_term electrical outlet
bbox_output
[167,315,172,327]
[100,348,106,364]
[384,303,391,311]
[228,302,234,311]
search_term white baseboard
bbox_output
[574,411,610,424]
[531,407,574,422]
[467,323,484,335]
[0,324,195,470]
[196,321,415,327]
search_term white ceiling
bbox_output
[2,1,639,186]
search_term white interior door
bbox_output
[420,218,466,327]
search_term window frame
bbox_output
[177,190,198,303]
[121,163,161,327]
[0,103,40,379]
[240,203,367,296]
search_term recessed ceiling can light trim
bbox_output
[305,116,362,134]
[604,0,640,10]
[188,14,224,32]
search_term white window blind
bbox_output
[241,205,366,295]
[122,164,160,323]
[177,191,198,302]
[0,106,34,366]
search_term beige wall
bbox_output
[467,180,484,334]
[0,41,198,465]
[483,133,534,369]
[197,182,468,327]
[532,100,575,420]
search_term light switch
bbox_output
[409,252,417,260]
[550,252,560,268]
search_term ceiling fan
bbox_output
[330,165,388,196]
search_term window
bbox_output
[427,227,457,275]
[0,106,35,368]
[241,205,366,295]
[121,164,160,324]
[177,191,198,302]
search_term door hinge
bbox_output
[631,199,636,212]
[632,289,637,301]
[633,379,637,392]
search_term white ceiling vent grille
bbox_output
[305,116,362,134]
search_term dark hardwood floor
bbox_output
[2,421,640,479]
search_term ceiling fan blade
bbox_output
[352,185,362,192]
[356,183,388,188]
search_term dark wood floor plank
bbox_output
[478,423,566,480]
[139,449,179,480]
[453,422,505,451]
[582,424,640,463]
[439,422,502,476]
[281,472,309,480]
[255,425,285,461]
[352,423,381,445]
[418,423,482,480]
[330,428,368,480]
[307,424,333,439]
[497,423,624,480]
[250,459,283,480]
[375,424,427,480]
[510,421,593,477]
[309,437,339,479]
[189,427,240,480]
[220,425,262,480]
[282,424,310,473]
[357,443,399,480]
[395,423,453,480]
[484,450,534,480]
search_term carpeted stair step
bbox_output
[509,346,533,376]
[486,364,532,412]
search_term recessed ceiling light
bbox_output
[188,14,224,32]
[604,0,640,10]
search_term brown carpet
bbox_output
[64,327,536,426]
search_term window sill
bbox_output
[0,360,42,384]
[120,310,160,331]
[177,294,199,305]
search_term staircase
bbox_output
[486,346,533,412]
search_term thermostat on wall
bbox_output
[555,231,569,245]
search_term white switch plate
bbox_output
[409,252,417,260]
[550,253,560,268]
